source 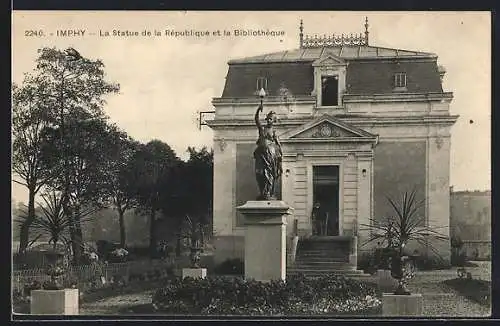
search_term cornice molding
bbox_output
[212,96,315,106]
[343,92,453,103]
[281,137,378,144]
[206,114,459,129]
[212,92,453,106]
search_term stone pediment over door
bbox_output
[312,54,346,67]
[280,114,378,143]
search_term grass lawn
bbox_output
[443,278,491,307]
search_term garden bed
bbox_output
[442,278,491,307]
[13,277,167,314]
[152,274,381,316]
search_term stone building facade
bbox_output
[207,19,457,264]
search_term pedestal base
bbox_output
[30,289,79,315]
[237,200,293,282]
[377,269,398,293]
[382,293,423,316]
[182,268,207,279]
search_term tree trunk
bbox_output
[118,208,126,248]
[69,208,84,265]
[175,236,181,257]
[69,215,79,265]
[18,187,36,255]
[74,223,84,264]
[149,208,157,257]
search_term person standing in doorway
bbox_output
[311,202,324,235]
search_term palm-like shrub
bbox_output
[360,189,448,294]
[28,191,94,288]
[181,214,205,267]
[30,191,71,253]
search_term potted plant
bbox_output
[27,190,92,314]
[361,189,448,295]
[183,214,203,268]
[180,214,208,279]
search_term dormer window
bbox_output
[312,54,346,109]
[393,72,407,90]
[256,77,268,93]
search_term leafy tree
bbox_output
[160,147,213,254]
[25,47,119,264]
[128,140,180,256]
[12,82,54,254]
[182,147,213,246]
[40,118,120,264]
[104,130,141,248]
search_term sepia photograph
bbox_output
[11,11,491,318]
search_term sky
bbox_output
[11,11,491,203]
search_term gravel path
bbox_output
[80,290,154,315]
[407,264,491,317]
[79,263,491,317]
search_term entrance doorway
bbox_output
[312,165,340,236]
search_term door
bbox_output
[312,165,340,236]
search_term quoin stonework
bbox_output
[207,18,457,268]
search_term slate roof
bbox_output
[222,62,314,98]
[221,45,443,98]
[228,46,436,64]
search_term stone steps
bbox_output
[295,257,348,263]
[298,246,350,251]
[296,252,349,258]
[295,258,348,264]
[287,269,370,278]
[291,237,357,278]
[293,261,353,269]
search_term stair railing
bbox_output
[290,219,299,264]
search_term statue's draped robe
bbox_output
[254,125,282,199]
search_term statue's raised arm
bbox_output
[255,104,263,130]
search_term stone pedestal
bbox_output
[30,289,79,315]
[382,293,423,316]
[237,200,293,282]
[349,236,358,269]
[377,269,398,293]
[182,268,207,279]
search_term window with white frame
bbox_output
[394,72,407,88]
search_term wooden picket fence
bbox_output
[12,257,182,293]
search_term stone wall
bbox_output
[373,141,427,225]
[450,190,491,260]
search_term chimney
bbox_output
[438,65,446,82]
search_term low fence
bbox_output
[12,258,184,293]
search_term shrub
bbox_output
[357,252,373,274]
[213,258,244,275]
[414,254,451,270]
[451,251,467,267]
[23,279,42,296]
[126,246,151,260]
[357,248,398,274]
[152,274,381,315]
[12,289,30,314]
